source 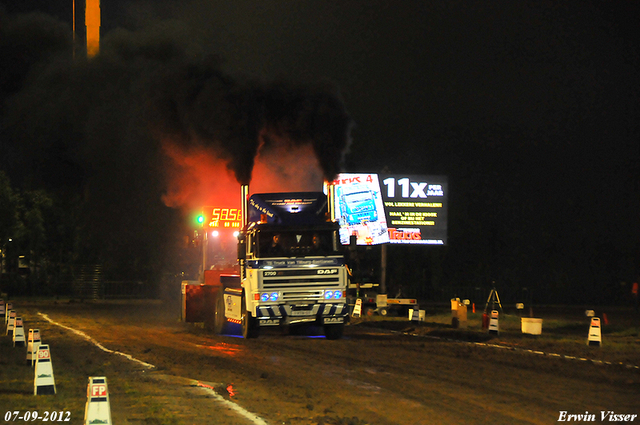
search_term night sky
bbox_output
[1,1,638,304]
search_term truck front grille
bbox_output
[281,290,324,301]
[261,268,342,291]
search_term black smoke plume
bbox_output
[2,11,353,189]
[0,11,353,280]
[148,62,353,185]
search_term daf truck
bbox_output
[211,189,349,339]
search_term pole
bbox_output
[380,243,387,294]
[72,0,75,60]
[202,231,207,279]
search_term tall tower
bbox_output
[85,0,101,58]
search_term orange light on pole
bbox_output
[85,0,100,57]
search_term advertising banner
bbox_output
[331,173,389,245]
[331,173,447,245]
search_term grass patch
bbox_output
[0,304,191,424]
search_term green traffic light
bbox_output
[197,215,204,224]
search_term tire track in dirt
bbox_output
[38,311,269,425]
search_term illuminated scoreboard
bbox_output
[202,207,242,229]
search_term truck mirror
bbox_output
[237,242,246,260]
[237,234,246,260]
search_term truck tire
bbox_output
[323,323,344,340]
[241,299,259,339]
[213,288,227,334]
[378,308,388,316]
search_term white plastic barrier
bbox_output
[34,344,56,395]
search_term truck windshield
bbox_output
[258,230,338,258]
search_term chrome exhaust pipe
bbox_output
[241,184,249,228]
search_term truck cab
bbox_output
[217,192,349,339]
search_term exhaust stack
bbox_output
[325,181,336,222]
[241,185,249,228]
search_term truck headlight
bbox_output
[333,290,342,299]
[260,292,279,302]
[324,291,334,299]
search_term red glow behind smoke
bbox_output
[161,130,325,213]
[161,140,240,211]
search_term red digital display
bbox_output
[203,207,242,229]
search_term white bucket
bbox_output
[521,318,543,335]
[409,309,425,321]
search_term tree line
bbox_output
[0,171,82,296]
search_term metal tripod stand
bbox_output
[484,287,503,314]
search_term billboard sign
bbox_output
[331,173,447,245]
[331,173,389,245]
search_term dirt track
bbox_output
[3,300,639,425]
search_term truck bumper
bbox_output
[256,303,348,326]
